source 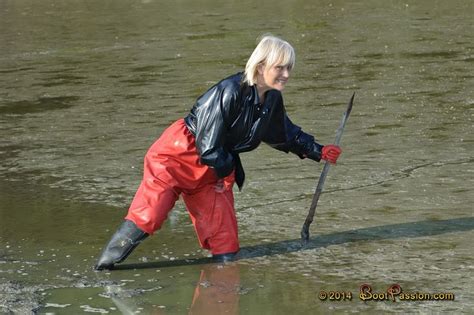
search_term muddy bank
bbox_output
[0,281,46,314]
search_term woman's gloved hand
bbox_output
[321,145,342,164]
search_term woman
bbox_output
[95,35,341,270]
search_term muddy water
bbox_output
[1,0,473,314]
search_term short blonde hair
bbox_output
[244,34,296,86]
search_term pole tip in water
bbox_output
[300,225,310,245]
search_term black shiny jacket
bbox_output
[184,72,323,189]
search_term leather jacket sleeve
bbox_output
[291,128,324,162]
[262,91,323,162]
[193,81,240,178]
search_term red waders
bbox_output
[125,119,239,255]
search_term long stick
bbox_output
[300,93,355,244]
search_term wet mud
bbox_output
[1,0,473,313]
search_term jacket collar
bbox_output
[250,84,260,105]
[238,72,260,106]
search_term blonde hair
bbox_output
[244,34,296,86]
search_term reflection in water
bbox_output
[103,263,240,315]
[189,264,240,315]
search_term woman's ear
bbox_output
[257,63,265,75]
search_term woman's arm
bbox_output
[261,90,323,161]
[194,81,240,178]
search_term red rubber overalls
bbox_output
[125,119,239,255]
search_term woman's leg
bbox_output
[96,123,186,270]
[125,177,179,235]
[95,119,221,269]
[182,176,239,257]
[95,157,181,270]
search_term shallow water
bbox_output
[1,0,473,314]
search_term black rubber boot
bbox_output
[212,252,238,263]
[95,220,149,270]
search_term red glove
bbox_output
[321,145,342,164]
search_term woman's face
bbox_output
[257,63,291,92]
